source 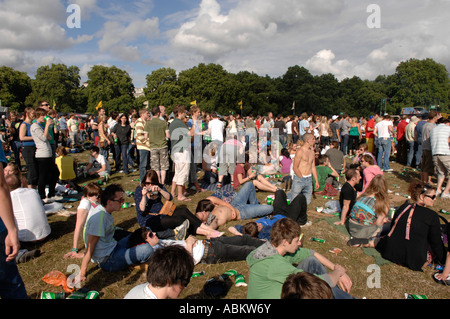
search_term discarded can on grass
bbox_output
[85,291,99,299]
[235,274,248,287]
[41,291,65,299]
[311,237,326,243]
[440,209,450,215]
[323,196,332,199]
[316,207,324,213]
[223,269,237,277]
[122,202,132,209]
[405,293,427,299]
[66,291,88,299]
[191,271,206,278]
[266,195,274,205]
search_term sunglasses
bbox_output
[41,103,49,106]
[425,195,437,200]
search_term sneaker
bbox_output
[441,193,450,199]
[385,168,394,172]
[48,195,64,202]
[174,220,189,240]
[300,221,312,227]
[17,249,40,263]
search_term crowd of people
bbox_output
[0,102,449,300]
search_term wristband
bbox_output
[72,248,79,253]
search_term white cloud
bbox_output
[97,18,159,62]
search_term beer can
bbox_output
[191,271,206,278]
[41,291,65,299]
[66,291,88,299]
[389,208,396,219]
[311,237,326,243]
[287,199,291,205]
[85,291,99,299]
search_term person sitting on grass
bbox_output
[346,174,390,247]
[334,169,361,226]
[375,181,447,272]
[79,184,156,282]
[313,154,339,194]
[64,183,102,259]
[83,146,111,179]
[246,218,353,299]
[233,152,278,193]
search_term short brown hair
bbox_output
[282,272,333,299]
[146,245,194,288]
[243,222,259,238]
[83,182,102,198]
[270,218,301,247]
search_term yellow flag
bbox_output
[238,101,243,109]
[96,101,102,110]
[190,100,197,105]
[52,100,56,110]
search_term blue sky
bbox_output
[1,0,450,89]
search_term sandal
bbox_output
[346,237,369,247]
[433,272,450,286]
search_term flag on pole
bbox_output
[52,100,56,110]
[190,100,197,105]
[238,101,243,110]
[96,101,102,110]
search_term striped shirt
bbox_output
[430,124,450,156]
[135,118,150,151]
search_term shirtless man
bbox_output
[195,182,274,229]
[288,133,319,204]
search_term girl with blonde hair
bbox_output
[347,174,390,247]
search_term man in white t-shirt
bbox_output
[374,114,394,171]
[208,113,225,143]
[6,174,51,243]
[85,146,111,177]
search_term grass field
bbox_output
[15,150,450,300]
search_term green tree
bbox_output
[0,66,32,111]
[389,58,450,113]
[144,67,183,113]
[25,64,83,112]
[85,65,135,114]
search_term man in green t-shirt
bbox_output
[144,106,170,185]
[313,155,339,193]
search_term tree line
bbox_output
[0,58,449,117]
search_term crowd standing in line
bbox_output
[0,103,449,300]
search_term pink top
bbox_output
[280,156,292,174]
[362,165,383,193]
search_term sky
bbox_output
[1,0,450,88]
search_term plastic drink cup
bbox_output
[41,291,65,299]
[85,291,99,299]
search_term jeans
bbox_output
[0,231,28,299]
[204,235,265,264]
[415,142,422,167]
[116,144,129,173]
[231,182,273,220]
[99,233,154,272]
[138,149,150,183]
[288,174,313,205]
[340,134,349,155]
[406,140,415,167]
[297,256,354,299]
[377,138,391,170]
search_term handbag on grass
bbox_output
[160,200,176,216]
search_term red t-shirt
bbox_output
[366,119,375,139]
[396,120,408,141]
[233,164,247,190]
